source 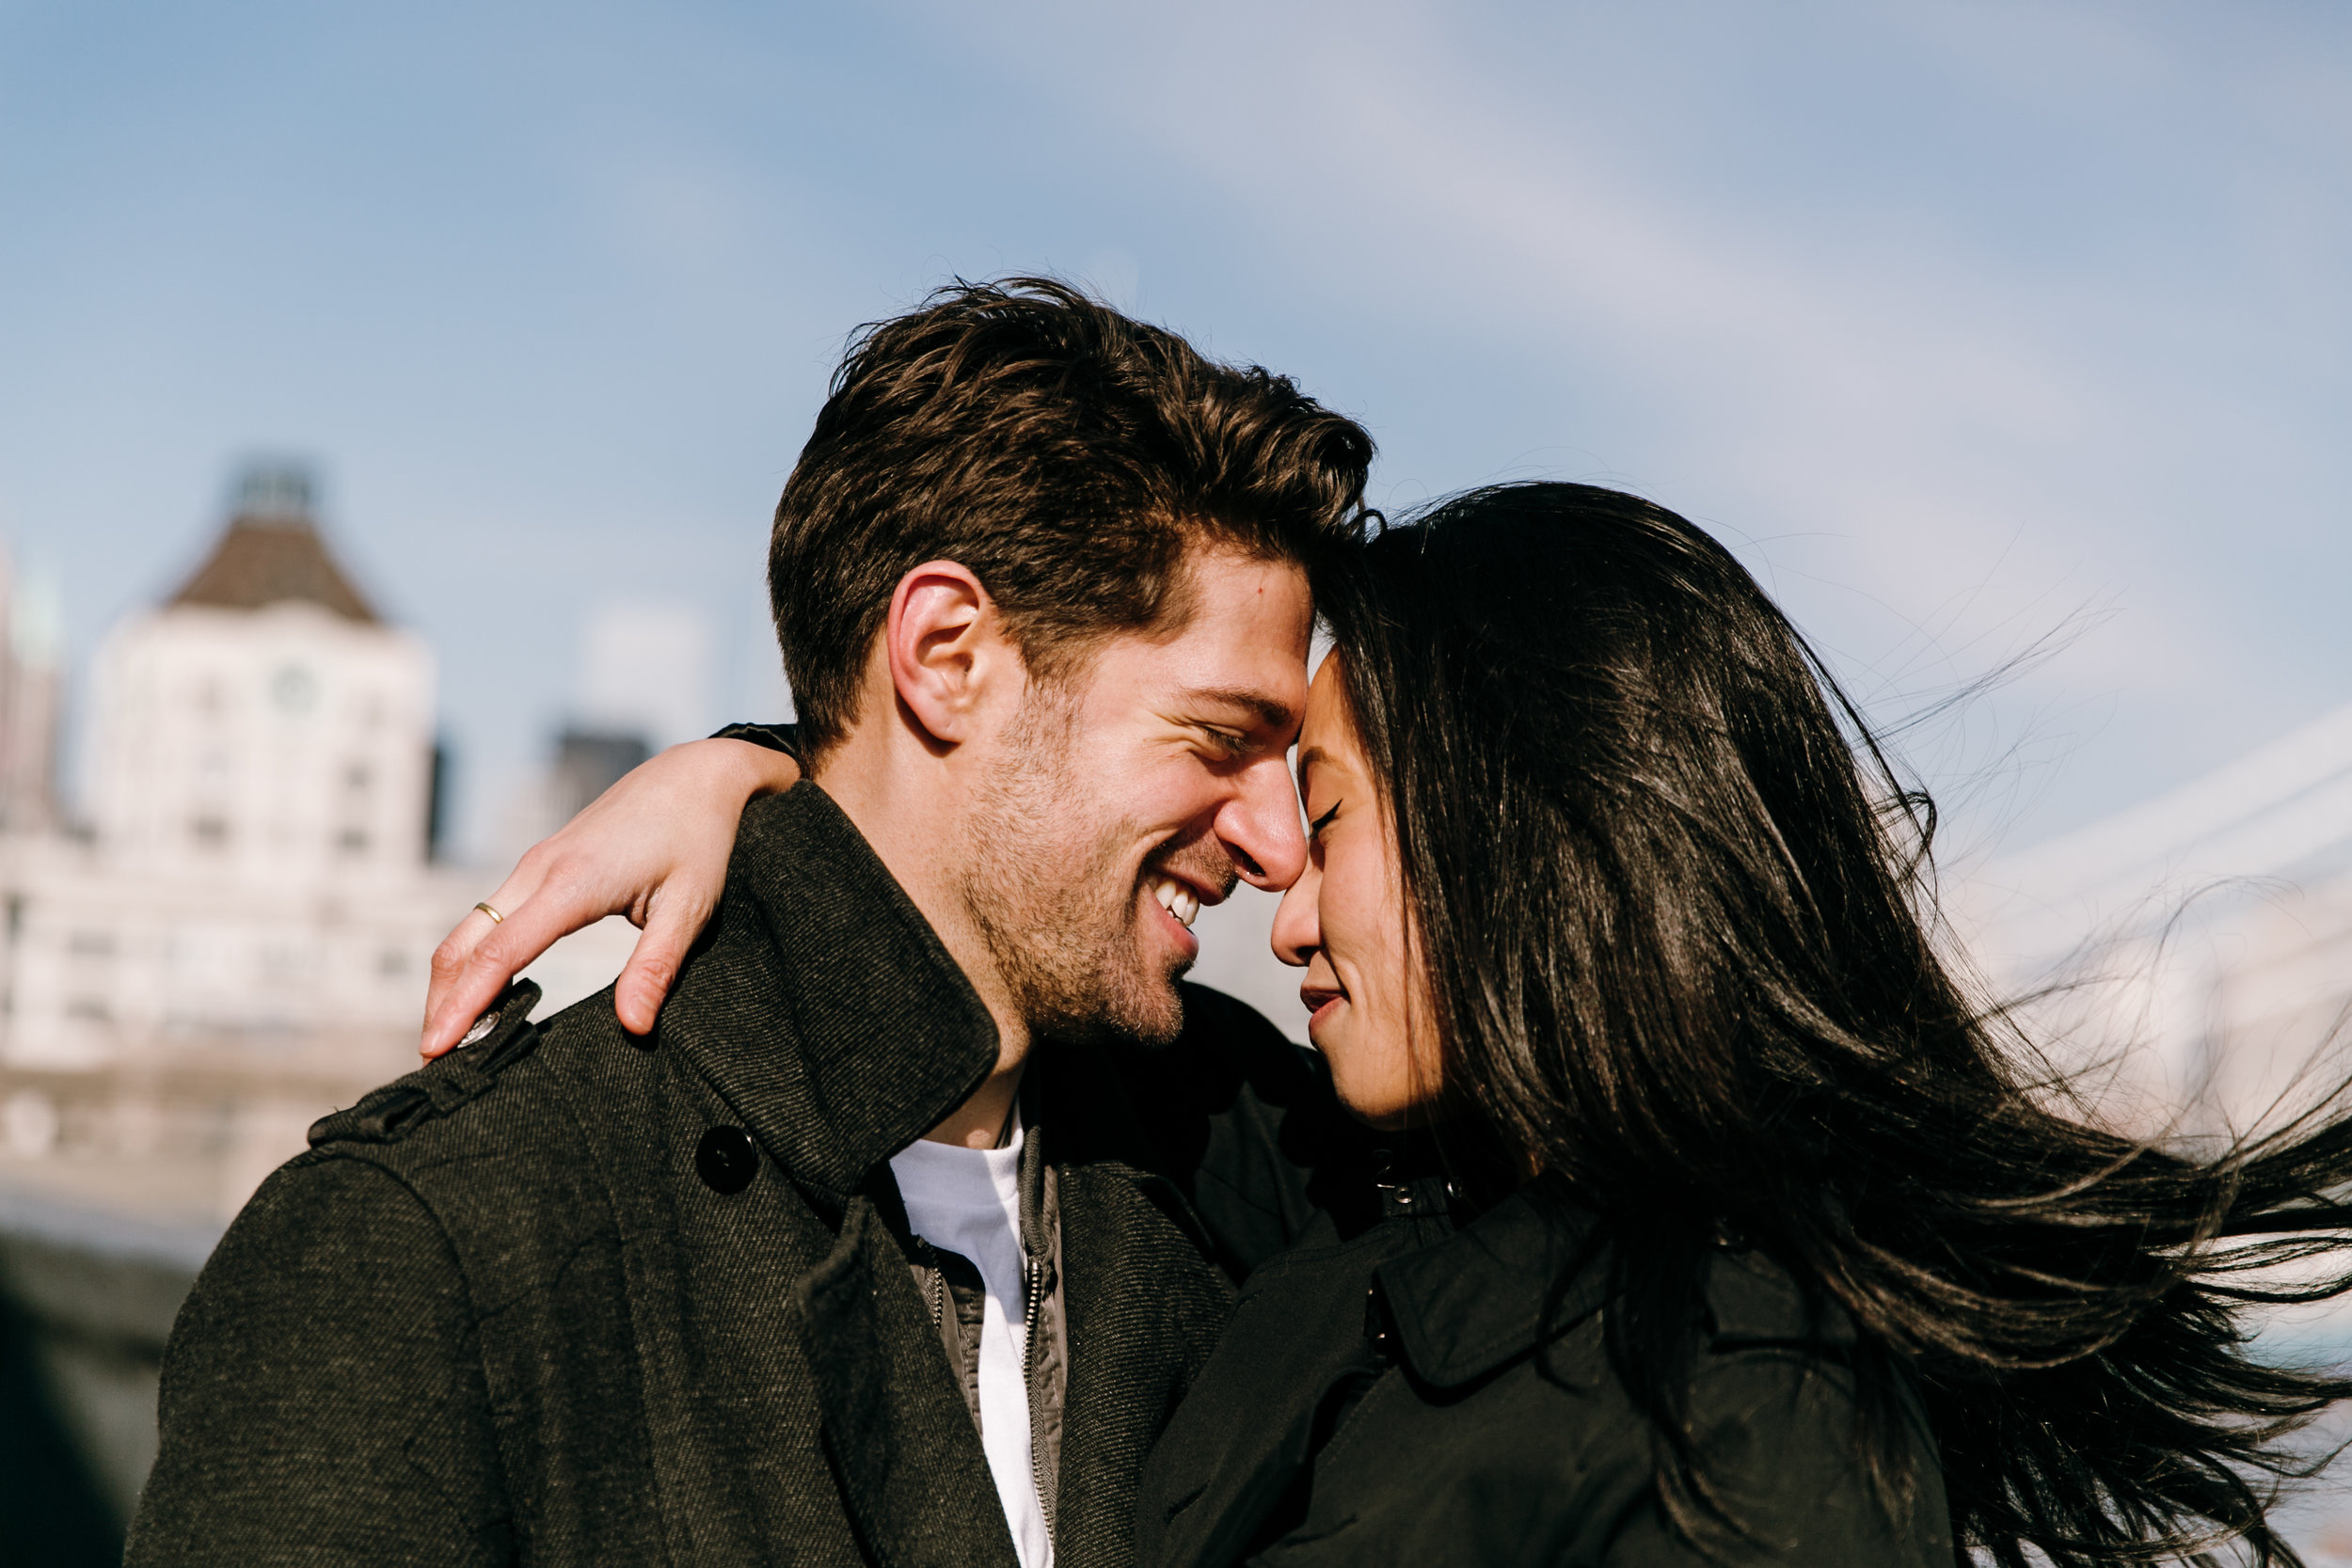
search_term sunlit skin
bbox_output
[1271,653,1441,1130]
[819,544,1314,1146]
[417,546,1314,1139]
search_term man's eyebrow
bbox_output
[1179,685,1298,732]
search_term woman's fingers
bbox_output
[421,963,510,1059]
[422,887,594,1056]
[424,904,501,1018]
[416,738,798,1057]
[419,855,586,1056]
[422,859,548,1044]
[612,889,715,1036]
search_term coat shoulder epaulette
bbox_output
[309,980,546,1148]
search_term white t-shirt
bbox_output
[888,1118,1053,1568]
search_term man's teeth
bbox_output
[1152,879,1200,929]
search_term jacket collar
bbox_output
[659,783,1002,1212]
[1375,1188,1859,1391]
[1373,1186,1610,1390]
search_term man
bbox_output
[127,280,1375,1567]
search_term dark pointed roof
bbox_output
[167,464,379,624]
[169,517,380,624]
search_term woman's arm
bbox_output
[420,734,800,1057]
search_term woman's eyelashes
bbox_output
[1307,800,1341,845]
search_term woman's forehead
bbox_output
[1296,657,1364,776]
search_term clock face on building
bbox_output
[270,663,319,715]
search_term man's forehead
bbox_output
[1078,547,1311,718]
[1166,551,1313,642]
[1149,594,1311,710]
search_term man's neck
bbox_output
[810,749,1031,1150]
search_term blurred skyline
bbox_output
[3,0,2349,865]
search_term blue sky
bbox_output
[3,0,2348,866]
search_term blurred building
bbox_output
[83,463,433,879]
[547,727,652,825]
[0,464,708,1549]
[496,597,709,857]
[0,546,66,836]
[0,462,496,1541]
[575,599,712,750]
[0,465,469,1217]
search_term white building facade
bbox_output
[1,471,467,1069]
[0,469,479,1216]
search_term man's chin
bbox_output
[1122,943,1196,1045]
[1117,984,1188,1050]
[1033,964,1188,1049]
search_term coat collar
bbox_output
[1373,1187,1610,1390]
[1375,1188,1858,1391]
[658,782,1002,1212]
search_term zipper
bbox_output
[1024,1249,1049,1531]
[1022,1253,1043,1357]
[919,1238,944,1331]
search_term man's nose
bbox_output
[1217,754,1307,892]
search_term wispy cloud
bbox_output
[4,0,2345,859]
[898,0,2351,846]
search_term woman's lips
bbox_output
[1301,988,1343,1034]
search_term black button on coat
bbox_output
[1136,1190,1952,1568]
[694,1125,760,1193]
[128,784,1283,1568]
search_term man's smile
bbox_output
[1149,876,1201,928]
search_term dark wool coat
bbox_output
[127,784,1338,1568]
[1136,1182,1953,1568]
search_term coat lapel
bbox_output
[642,785,1011,1562]
[644,789,1238,1567]
[1054,1162,1237,1567]
[1134,1221,1423,1568]
[659,784,1002,1212]
[793,1195,1019,1568]
[1373,1189,1610,1391]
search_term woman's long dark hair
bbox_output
[1318,482,2352,1566]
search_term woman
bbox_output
[430,483,2352,1564]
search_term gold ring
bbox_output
[474,901,505,924]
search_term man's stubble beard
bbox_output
[959,697,1193,1048]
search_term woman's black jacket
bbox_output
[1135,1178,1951,1568]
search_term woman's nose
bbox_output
[1269,863,1321,968]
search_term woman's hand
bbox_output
[421,737,801,1057]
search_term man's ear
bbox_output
[884,561,1021,748]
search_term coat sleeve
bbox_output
[124,1153,512,1567]
[1592,1349,1949,1568]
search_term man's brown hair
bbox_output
[768,277,1376,755]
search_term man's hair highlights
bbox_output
[768,277,1375,754]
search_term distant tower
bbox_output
[0,546,63,833]
[81,461,436,879]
